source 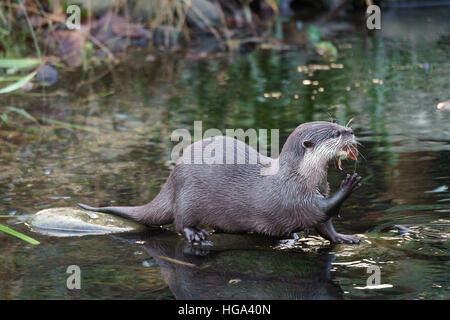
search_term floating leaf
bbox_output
[0,71,37,94]
[0,223,40,245]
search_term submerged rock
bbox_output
[26,207,146,237]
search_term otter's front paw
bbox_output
[340,173,362,193]
[330,233,360,244]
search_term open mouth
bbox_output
[337,144,358,170]
[340,144,358,160]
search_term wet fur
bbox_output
[78,121,360,242]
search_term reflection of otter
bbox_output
[80,121,362,244]
[119,230,343,300]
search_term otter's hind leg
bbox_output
[315,219,360,244]
[173,199,210,243]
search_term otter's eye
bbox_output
[332,131,341,138]
[303,140,314,148]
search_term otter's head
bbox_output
[280,121,358,175]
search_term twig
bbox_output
[157,255,196,268]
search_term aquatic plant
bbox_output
[0,223,40,245]
[0,58,41,94]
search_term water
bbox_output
[0,6,449,299]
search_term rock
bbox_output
[46,29,88,67]
[93,11,152,51]
[97,11,151,39]
[26,207,147,237]
[186,0,221,31]
[36,64,58,85]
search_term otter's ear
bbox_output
[303,140,314,148]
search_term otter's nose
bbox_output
[344,129,354,135]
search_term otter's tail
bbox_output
[77,203,146,222]
[77,194,173,226]
[78,175,175,225]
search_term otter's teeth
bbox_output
[339,145,358,160]
[337,145,358,170]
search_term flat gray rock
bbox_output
[26,207,146,237]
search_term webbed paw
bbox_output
[330,233,360,244]
[340,173,362,193]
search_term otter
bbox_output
[78,121,362,244]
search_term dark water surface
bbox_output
[1,7,449,299]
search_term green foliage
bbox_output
[0,70,37,94]
[0,58,41,94]
[6,106,37,122]
[0,106,37,124]
[314,41,338,59]
[0,58,41,69]
[82,42,94,72]
[0,223,40,245]
[308,26,338,59]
